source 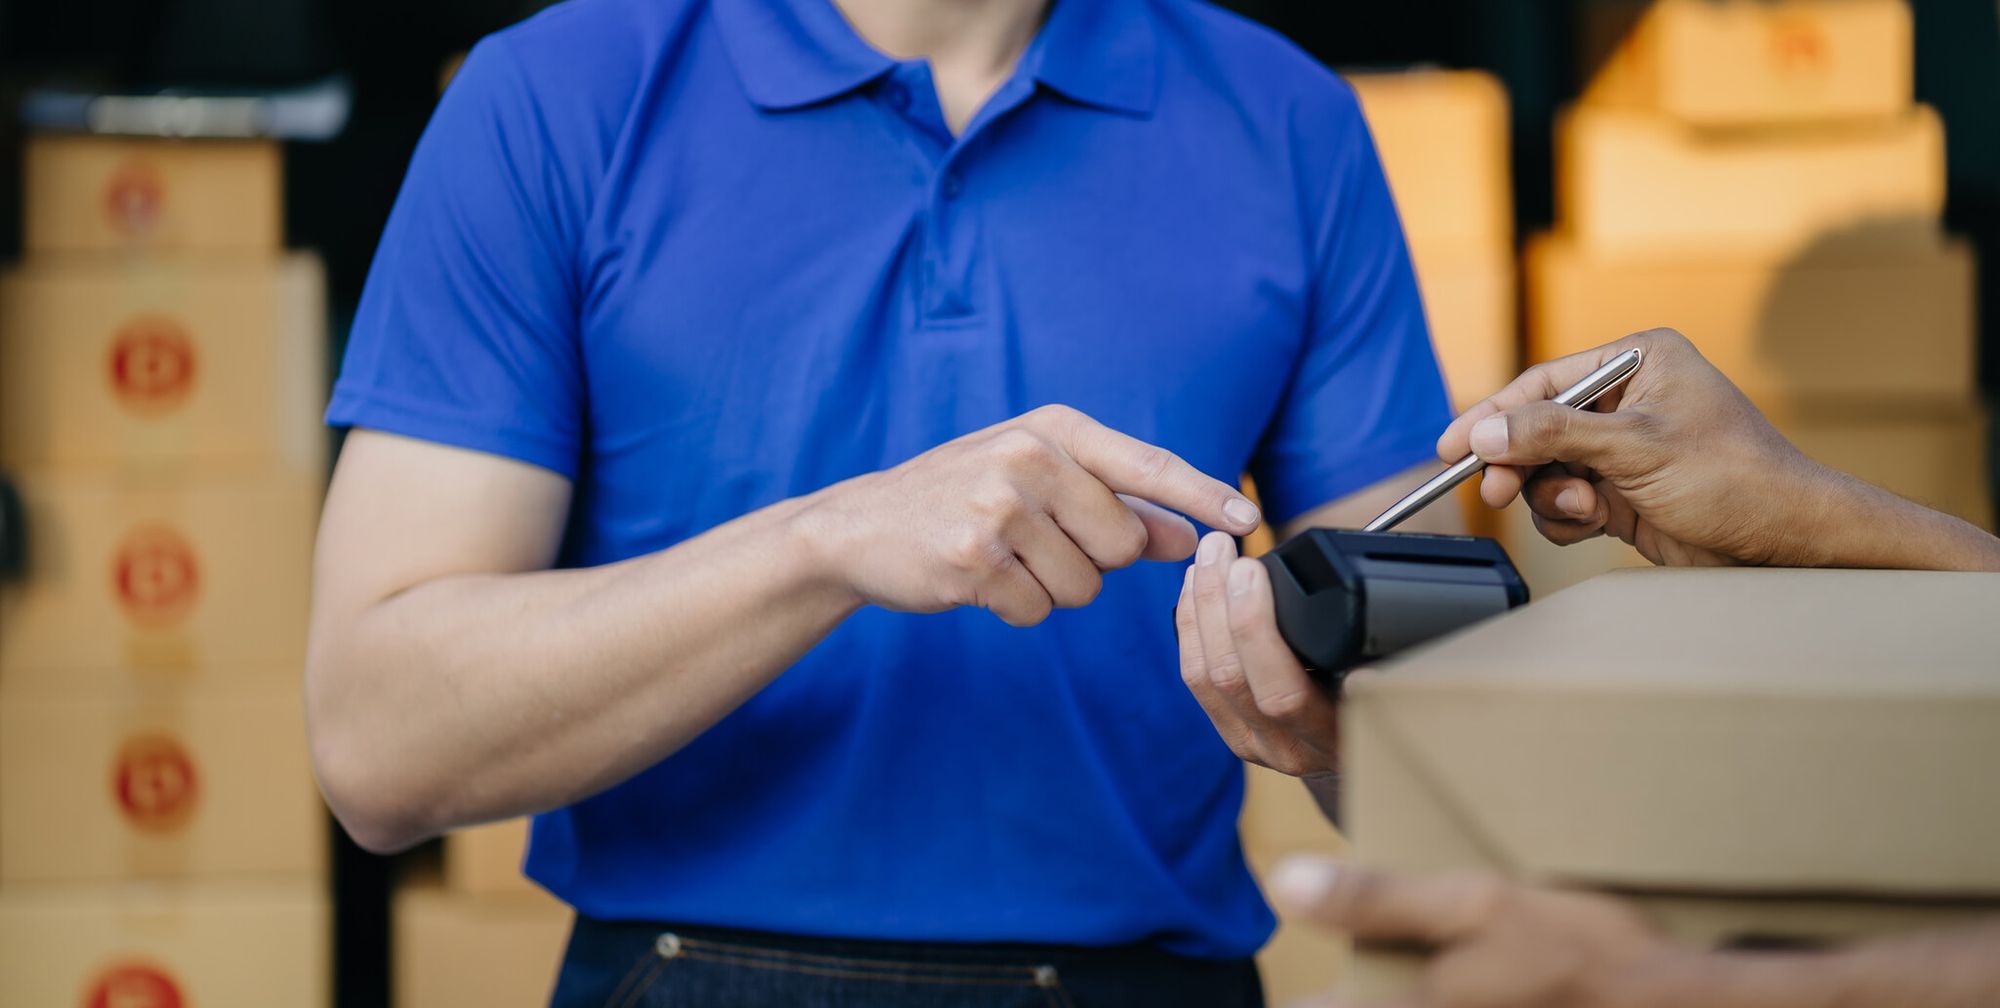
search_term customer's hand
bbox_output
[1440,329,1832,567]
[795,405,1261,626]
[1176,530,1340,777]
[1271,856,1690,1008]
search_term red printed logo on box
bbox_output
[112,734,200,833]
[111,526,201,626]
[107,317,198,414]
[81,960,185,1008]
[103,159,165,238]
[1769,17,1829,75]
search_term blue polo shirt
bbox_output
[330,0,1448,959]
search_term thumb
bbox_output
[1468,402,1644,471]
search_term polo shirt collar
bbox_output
[713,0,1158,116]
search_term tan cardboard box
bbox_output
[0,470,319,684]
[0,881,328,1008]
[445,818,538,895]
[1556,104,1943,257]
[1582,0,1912,127]
[1410,247,1516,413]
[0,254,327,471]
[1340,568,2000,995]
[1525,233,1975,409]
[395,882,572,1008]
[24,134,282,254]
[0,685,325,883]
[1346,70,1512,257]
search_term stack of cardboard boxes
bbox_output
[1239,69,1517,1005]
[397,818,571,1006]
[1521,0,1988,593]
[0,133,330,1005]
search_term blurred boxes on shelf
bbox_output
[1517,0,1985,596]
[1582,0,1912,127]
[0,881,328,1008]
[395,880,571,1008]
[0,255,327,471]
[1347,71,1512,258]
[0,686,323,883]
[1340,568,2000,996]
[2,124,329,996]
[0,471,318,681]
[1408,248,1515,414]
[23,135,282,255]
[1526,234,1973,406]
[1347,70,1517,414]
[1556,104,1942,257]
[445,818,537,895]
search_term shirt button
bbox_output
[884,81,910,110]
[941,173,963,199]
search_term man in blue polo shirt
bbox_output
[306,0,1452,1003]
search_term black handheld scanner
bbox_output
[1258,529,1528,684]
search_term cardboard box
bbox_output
[395,883,572,1008]
[24,134,282,254]
[1340,567,2000,995]
[1556,104,1943,257]
[1582,0,1912,127]
[0,881,328,1008]
[445,818,537,895]
[0,255,328,471]
[0,685,325,883]
[1525,233,1975,409]
[1411,247,1517,413]
[0,470,319,684]
[1347,70,1513,257]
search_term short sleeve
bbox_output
[326,36,587,478]
[1248,92,1452,525]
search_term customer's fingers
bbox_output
[1271,856,1506,946]
[1522,471,1606,546]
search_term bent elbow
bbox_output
[308,716,436,855]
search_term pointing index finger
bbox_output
[1028,406,1260,535]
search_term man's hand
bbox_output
[1438,328,1832,567]
[1271,856,1689,1008]
[1175,530,1340,777]
[795,405,1262,626]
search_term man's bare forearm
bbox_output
[308,495,859,851]
[1798,466,2000,573]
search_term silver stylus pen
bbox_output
[1362,347,1644,533]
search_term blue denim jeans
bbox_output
[548,917,1265,1008]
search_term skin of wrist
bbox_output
[778,484,872,611]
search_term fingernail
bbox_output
[1227,559,1254,596]
[1223,497,1261,531]
[1271,857,1340,907]
[1182,566,1194,593]
[1556,487,1587,517]
[1197,532,1223,567]
[1469,416,1508,459]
